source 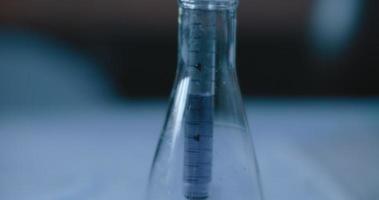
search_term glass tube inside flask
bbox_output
[182,8,216,200]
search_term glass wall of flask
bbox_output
[146,0,264,200]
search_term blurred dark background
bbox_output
[0,0,378,98]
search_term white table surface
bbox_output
[0,99,378,200]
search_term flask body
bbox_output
[146,4,263,200]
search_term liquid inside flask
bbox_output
[146,0,263,199]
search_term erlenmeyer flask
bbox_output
[146,0,263,199]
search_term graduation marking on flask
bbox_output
[184,94,213,199]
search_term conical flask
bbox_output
[146,0,263,199]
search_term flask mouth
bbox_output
[178,0,238,10]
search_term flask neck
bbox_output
[177,7,237,95]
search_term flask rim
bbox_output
[178,0,238,10]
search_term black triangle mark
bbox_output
[194,63,202,71]
[193,133,201,142]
